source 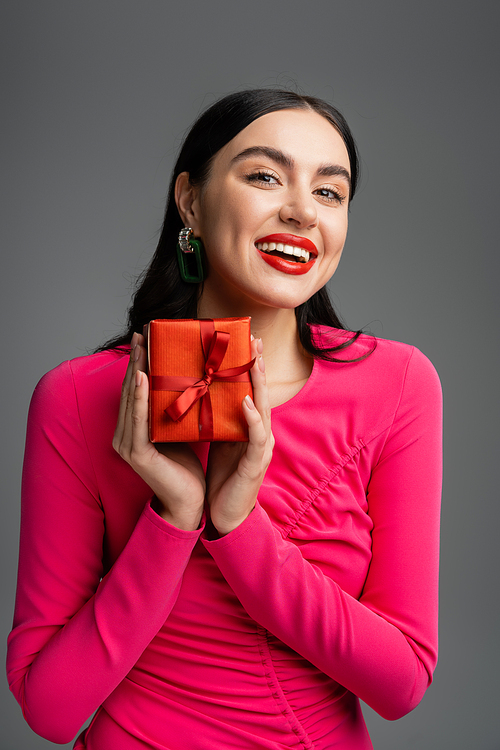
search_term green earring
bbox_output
[176,227,205,283]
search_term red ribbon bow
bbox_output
[151,319,255,441]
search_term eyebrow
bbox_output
[231,146,351,191]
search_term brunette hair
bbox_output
[98,89,367,360]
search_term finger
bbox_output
[132,336,148,376]
[130,369,153,461]
[113,332,140,452]
[249,338,272,436]
[123,338,148,442]
[114,334,147,456]
[241,394,272,471]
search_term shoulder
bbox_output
[30,348,130,423]
[309,327,441,433]
[34,348,129,392]
[312,326,440,386]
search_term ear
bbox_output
[175,172,202,236]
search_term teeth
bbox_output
[256,242,311,263]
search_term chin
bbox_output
[202,266,325,314]
[248,286,317,311]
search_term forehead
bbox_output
[216,108,351,172]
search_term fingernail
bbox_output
[131,332,139,348]
[258,355,265,373]
[244,395,255,409]
[133,344,140,362]
[257,338,263,354]
[135,371,142,387]
[250,334,255,341]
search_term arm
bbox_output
[202,347,442,720]
[6,360,204,744]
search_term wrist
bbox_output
[151,496,204,532]
[211,504,256,536]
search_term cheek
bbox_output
[325,216,348,259]
[200,188,248,240]
[201,191,270,255]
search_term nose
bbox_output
[279,186,318,229]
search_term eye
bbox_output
[314,186,346,205]
[245,170,281,187]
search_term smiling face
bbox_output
[175,108,352,316]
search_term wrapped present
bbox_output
[148,318,254,442]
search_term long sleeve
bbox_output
[202,346,442,720]
[7,359,203,744]
[7,338,442,749]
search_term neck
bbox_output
[197,292,312,394]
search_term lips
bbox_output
[255,234,318,275]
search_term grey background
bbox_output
[1,1,499,748]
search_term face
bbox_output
[176,108,352,315]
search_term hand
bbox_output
[206,337,274,536]
[112,332,206,531]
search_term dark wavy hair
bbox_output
[98,88,367,360]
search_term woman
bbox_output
[7,90,442,749]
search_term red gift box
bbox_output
[148,318,254,442]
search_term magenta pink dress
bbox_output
[7,329,442,749]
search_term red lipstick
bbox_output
[255,233,318,275]
[257,252,315,275]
